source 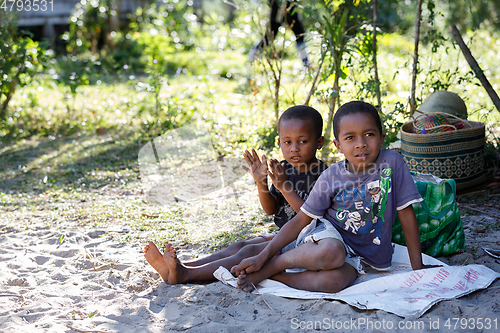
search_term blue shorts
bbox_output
[285,218,365,276]
[258,232,295,254]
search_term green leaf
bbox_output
[336,9,348,45]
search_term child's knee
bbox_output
[229,237,265,251]
[316,239,346,269]
[227,240,249,251]
[236,243,264,258]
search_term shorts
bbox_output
[286,218,366,276]
[258,232,295,254]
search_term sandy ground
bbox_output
[1,185,500,333]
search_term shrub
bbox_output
[0,12,48,120]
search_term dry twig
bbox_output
[87,262,114,272]
[251,283,273,311]
[65,325,110,333]
[460,204,499,218]
[0,293,25,306]
[84,248,96,260]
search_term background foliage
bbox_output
[1,0,499,248]
[1,0,499,171]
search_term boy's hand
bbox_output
[268,159,289,192]
[231,254,266,276]
[242,149,268,184]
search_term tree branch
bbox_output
[410,0,423,114]
[373,0,381,110]
[450,25,500,113]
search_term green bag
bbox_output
[392,173,465,257]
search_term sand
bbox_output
[1,184,500,332]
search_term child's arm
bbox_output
[398,205,439,270]
[232,210,313,275]
[268,158,306,214]
[242,149,278,215]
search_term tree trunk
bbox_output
[304,48,325,106]
[193,0,205,24]
[113,0,122,31]
[410,0,423,115]
[322,58,341,158]
[0,62,25,120]
[451,25,500,113]
[274,77,280,127]
[372,0,381,110]
[323,6,350,157]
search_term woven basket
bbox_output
[401,121,485,190]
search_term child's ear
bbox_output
[333,139,342,152]
[317,136,325,149]
[380,133,386,145]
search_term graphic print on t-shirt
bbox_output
[277,190,309,222]
[335,168,393,245]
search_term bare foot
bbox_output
[144,241,170,282]
[236,269,266,292]
[163,243,177,263]
[163,246,190,285]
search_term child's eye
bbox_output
[346,136,354,140]
[284,140,291,144]
[366,132,375,137]
[300,140,307,144]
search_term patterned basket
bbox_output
[401,120,485,190]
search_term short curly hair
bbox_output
[278,105,323,139]
[333,101,382,140]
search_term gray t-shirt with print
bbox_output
[300,149,422,269]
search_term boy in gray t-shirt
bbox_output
[301,148,421,270]
[232,101,437,293]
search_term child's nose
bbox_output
[291,143,299,151]
[355,138,367,148]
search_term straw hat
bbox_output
[418,91,467,118]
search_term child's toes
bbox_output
[242,285,254,293]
